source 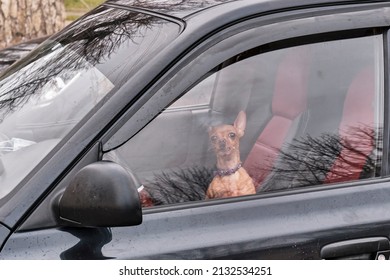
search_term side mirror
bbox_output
[59,161,142,227]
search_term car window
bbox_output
[105,33,383,207]
[0,6,180,200]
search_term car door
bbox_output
[2,3,390,260]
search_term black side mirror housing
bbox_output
[59,161,142,227]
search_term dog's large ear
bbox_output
[234,111,246,138]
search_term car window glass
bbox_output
[170,74,216,108]
[105,34,383,207]
[0,6,180,199]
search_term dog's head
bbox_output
[208,111,247,158]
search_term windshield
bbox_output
[0,6,180,198]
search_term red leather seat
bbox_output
[325,66,376,183]
[243,47,311,189]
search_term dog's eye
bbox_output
[229,132,236,139]
[211,136,218,143]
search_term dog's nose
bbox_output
[219,139,226,149]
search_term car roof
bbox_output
[106,0,382,19]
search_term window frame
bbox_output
[103,7,390,210]
[103,5,390,153]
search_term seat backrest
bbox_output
[243,47,311,188]
[324,66,376,183]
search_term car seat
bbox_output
[243,46,312,189]
[324,66,377,183]
[259,65,378,192]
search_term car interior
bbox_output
[106,32,382,207]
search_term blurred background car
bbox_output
[0,37,46,73]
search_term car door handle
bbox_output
[321,237,390,260]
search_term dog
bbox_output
[206,111,256,199]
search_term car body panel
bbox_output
[107,0,387,19]
[3,180,390,259]
[0,224,10,250]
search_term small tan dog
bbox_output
[206,111,256,199]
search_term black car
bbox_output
[0,0,390,260]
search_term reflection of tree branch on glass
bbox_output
[142,166,213,206]
[112,0,228,14]
[260,124,382,192]
[0,5,181,195]
[138,125,381,207]
[0,0,236,124]
[0,6,173,121]
[58,8,158,64]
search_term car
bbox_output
[0,0,390,260]
[0,37,46,73]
